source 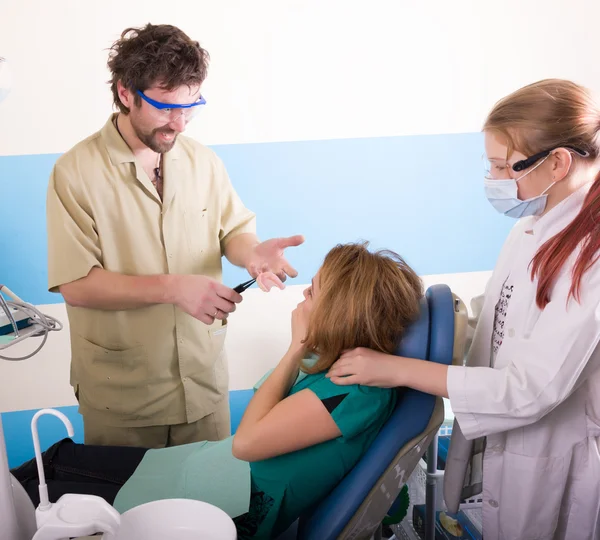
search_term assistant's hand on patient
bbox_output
[326,348,403,387]
[170,274,243,325]
[246,235,305,282]
[327,347,450,397]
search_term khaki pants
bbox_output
[82,398,231,448]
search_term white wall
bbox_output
[1,0,599,156]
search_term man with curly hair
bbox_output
[46,23,304,449]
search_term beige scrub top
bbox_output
[46,114,256,427]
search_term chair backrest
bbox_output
[296,284,456,540]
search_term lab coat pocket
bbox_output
[74,334,149,416]
[498,451,568,539]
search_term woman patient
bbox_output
[12,242,423,539]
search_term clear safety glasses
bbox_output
[483,146,590,180]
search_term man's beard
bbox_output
[133,121,178,154]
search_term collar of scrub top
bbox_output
[234,278,257,293]
[135,89,206,110]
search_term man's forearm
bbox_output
[224,233,260,268]
[59,267,178,310]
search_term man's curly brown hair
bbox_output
[107,23,210,114]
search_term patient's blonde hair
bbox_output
[302,242,423,374]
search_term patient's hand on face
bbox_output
[257,272,285,292]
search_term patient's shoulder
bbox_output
[296,373,395,439]
[299,372,395,409]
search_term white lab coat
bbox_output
[447,183,600,540]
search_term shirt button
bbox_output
[179,338,184,344]
[508,328,515,338]
[489,499,499,508]
[183,377,188,382]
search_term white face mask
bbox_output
[484,155,554,218]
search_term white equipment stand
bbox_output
[0,285,237,540]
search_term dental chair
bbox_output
[277,283,467,540]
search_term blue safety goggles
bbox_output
[136,90,206,121]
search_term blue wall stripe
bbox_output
[2,389,254,470]
[0,132,513,305]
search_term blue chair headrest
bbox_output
[426,284,455,366]
[395,296,430,360]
